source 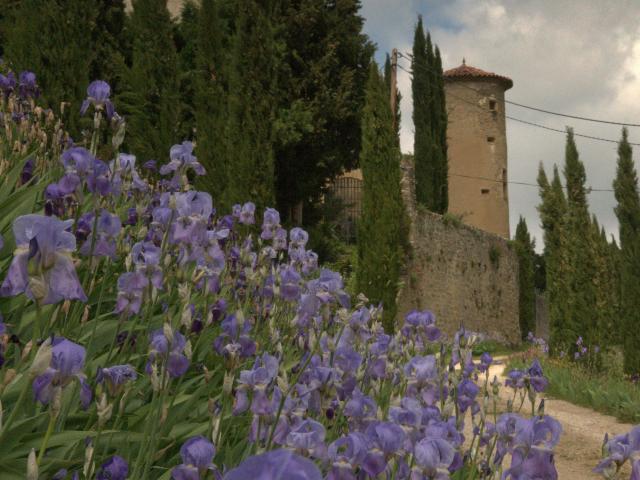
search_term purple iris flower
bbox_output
[327,433,369,480]
[0,214,87,305]
[527,359,549,392]
[280,266,302,301]
[114,271,148,316]
[503,448,557,480]
[457,379,479,413]
[505,369,525,390]
[260,208,281,240]
[289,227,309,248]
[96,364,137,396]
[148,328,190,378]
[478,352,493,373]
[237,202,256,225]
[594,426,640,474]
[160,141,205,177]
[362,421,406,476]
[96,455,128,480]
[143,160,157,172]
[513,415,562,452]
[285,419,328,460]
[0,71,16,95]
[33,337,92,409]
[402,309,441,342]
[412,436,455,479]
[20,157,35,185]
[235,353,279,415]
[171,436,218,480]
[18,71,39,98]
[79,210,122,259]
[225,449,321,480]
[213,314,256,359]
[80,80,115,119]
[131,241,163,289]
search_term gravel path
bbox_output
[488,360,634,479]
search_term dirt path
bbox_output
[488,360,635,479]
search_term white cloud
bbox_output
[361,0,640,247]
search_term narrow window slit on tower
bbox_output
[489,99,496,110]
[487,136,495,143]
[481,188,490,195]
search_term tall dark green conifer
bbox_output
[90,1,128,93]
[175,1,201,141]
[119,0,180,161]
[537,163,569,350]
[411,17,447,212]
[223,0,280,211]
[613,128,640,373]
[193,0,232,199]
[357,63,407,331]
[514,216,536,340]
[412,17,433,208]
[563,128,597,347]
[3,0,97,130]
[384,52,401,142]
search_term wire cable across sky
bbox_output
[396,59,640,147]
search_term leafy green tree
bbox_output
[613,128,640,373]
[222,0,280,211]
[411,17,447,212]
[356,63,407,331]
[273,0,373,222]
[514,216,536,340]
[3,0,97,131]
[118,0,180,162]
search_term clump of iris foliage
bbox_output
[509,336,640,425]
[0,70,631,480]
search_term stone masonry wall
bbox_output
[398,156,521,344]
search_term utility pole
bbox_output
[390,48,398,132]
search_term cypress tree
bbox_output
[563,128,597,348]
[514,216,536,340]
[119,0,180,162]
[412,17,433,208]
[537,163,569,351]
[3,0,97,130]
[175,1,200,141]
[613,128,640,373]
[90,1,128,94]
[357,62,407,331]
[412,17,447,212]
[433,46,448,213]
[384,52,401,142]
[223,0,280,211]
[193,0,232,199]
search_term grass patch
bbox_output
[507,355,640,424]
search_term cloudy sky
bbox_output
[360,0,640,249]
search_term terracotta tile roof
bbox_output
[444,59,513,90]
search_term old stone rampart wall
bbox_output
[398,156,521,344]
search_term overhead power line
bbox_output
[448,172,614,193]
[397,51,640,127]
[396,61,640,146]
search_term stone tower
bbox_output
[443,60,513,238]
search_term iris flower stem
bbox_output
[37,411,56,465]
[85,260,111,355]
[265,339,318,450]
[33,302,43,346]
[141,371,168,479]
[0,374,31,440]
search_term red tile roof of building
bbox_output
[444,59,513,90]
